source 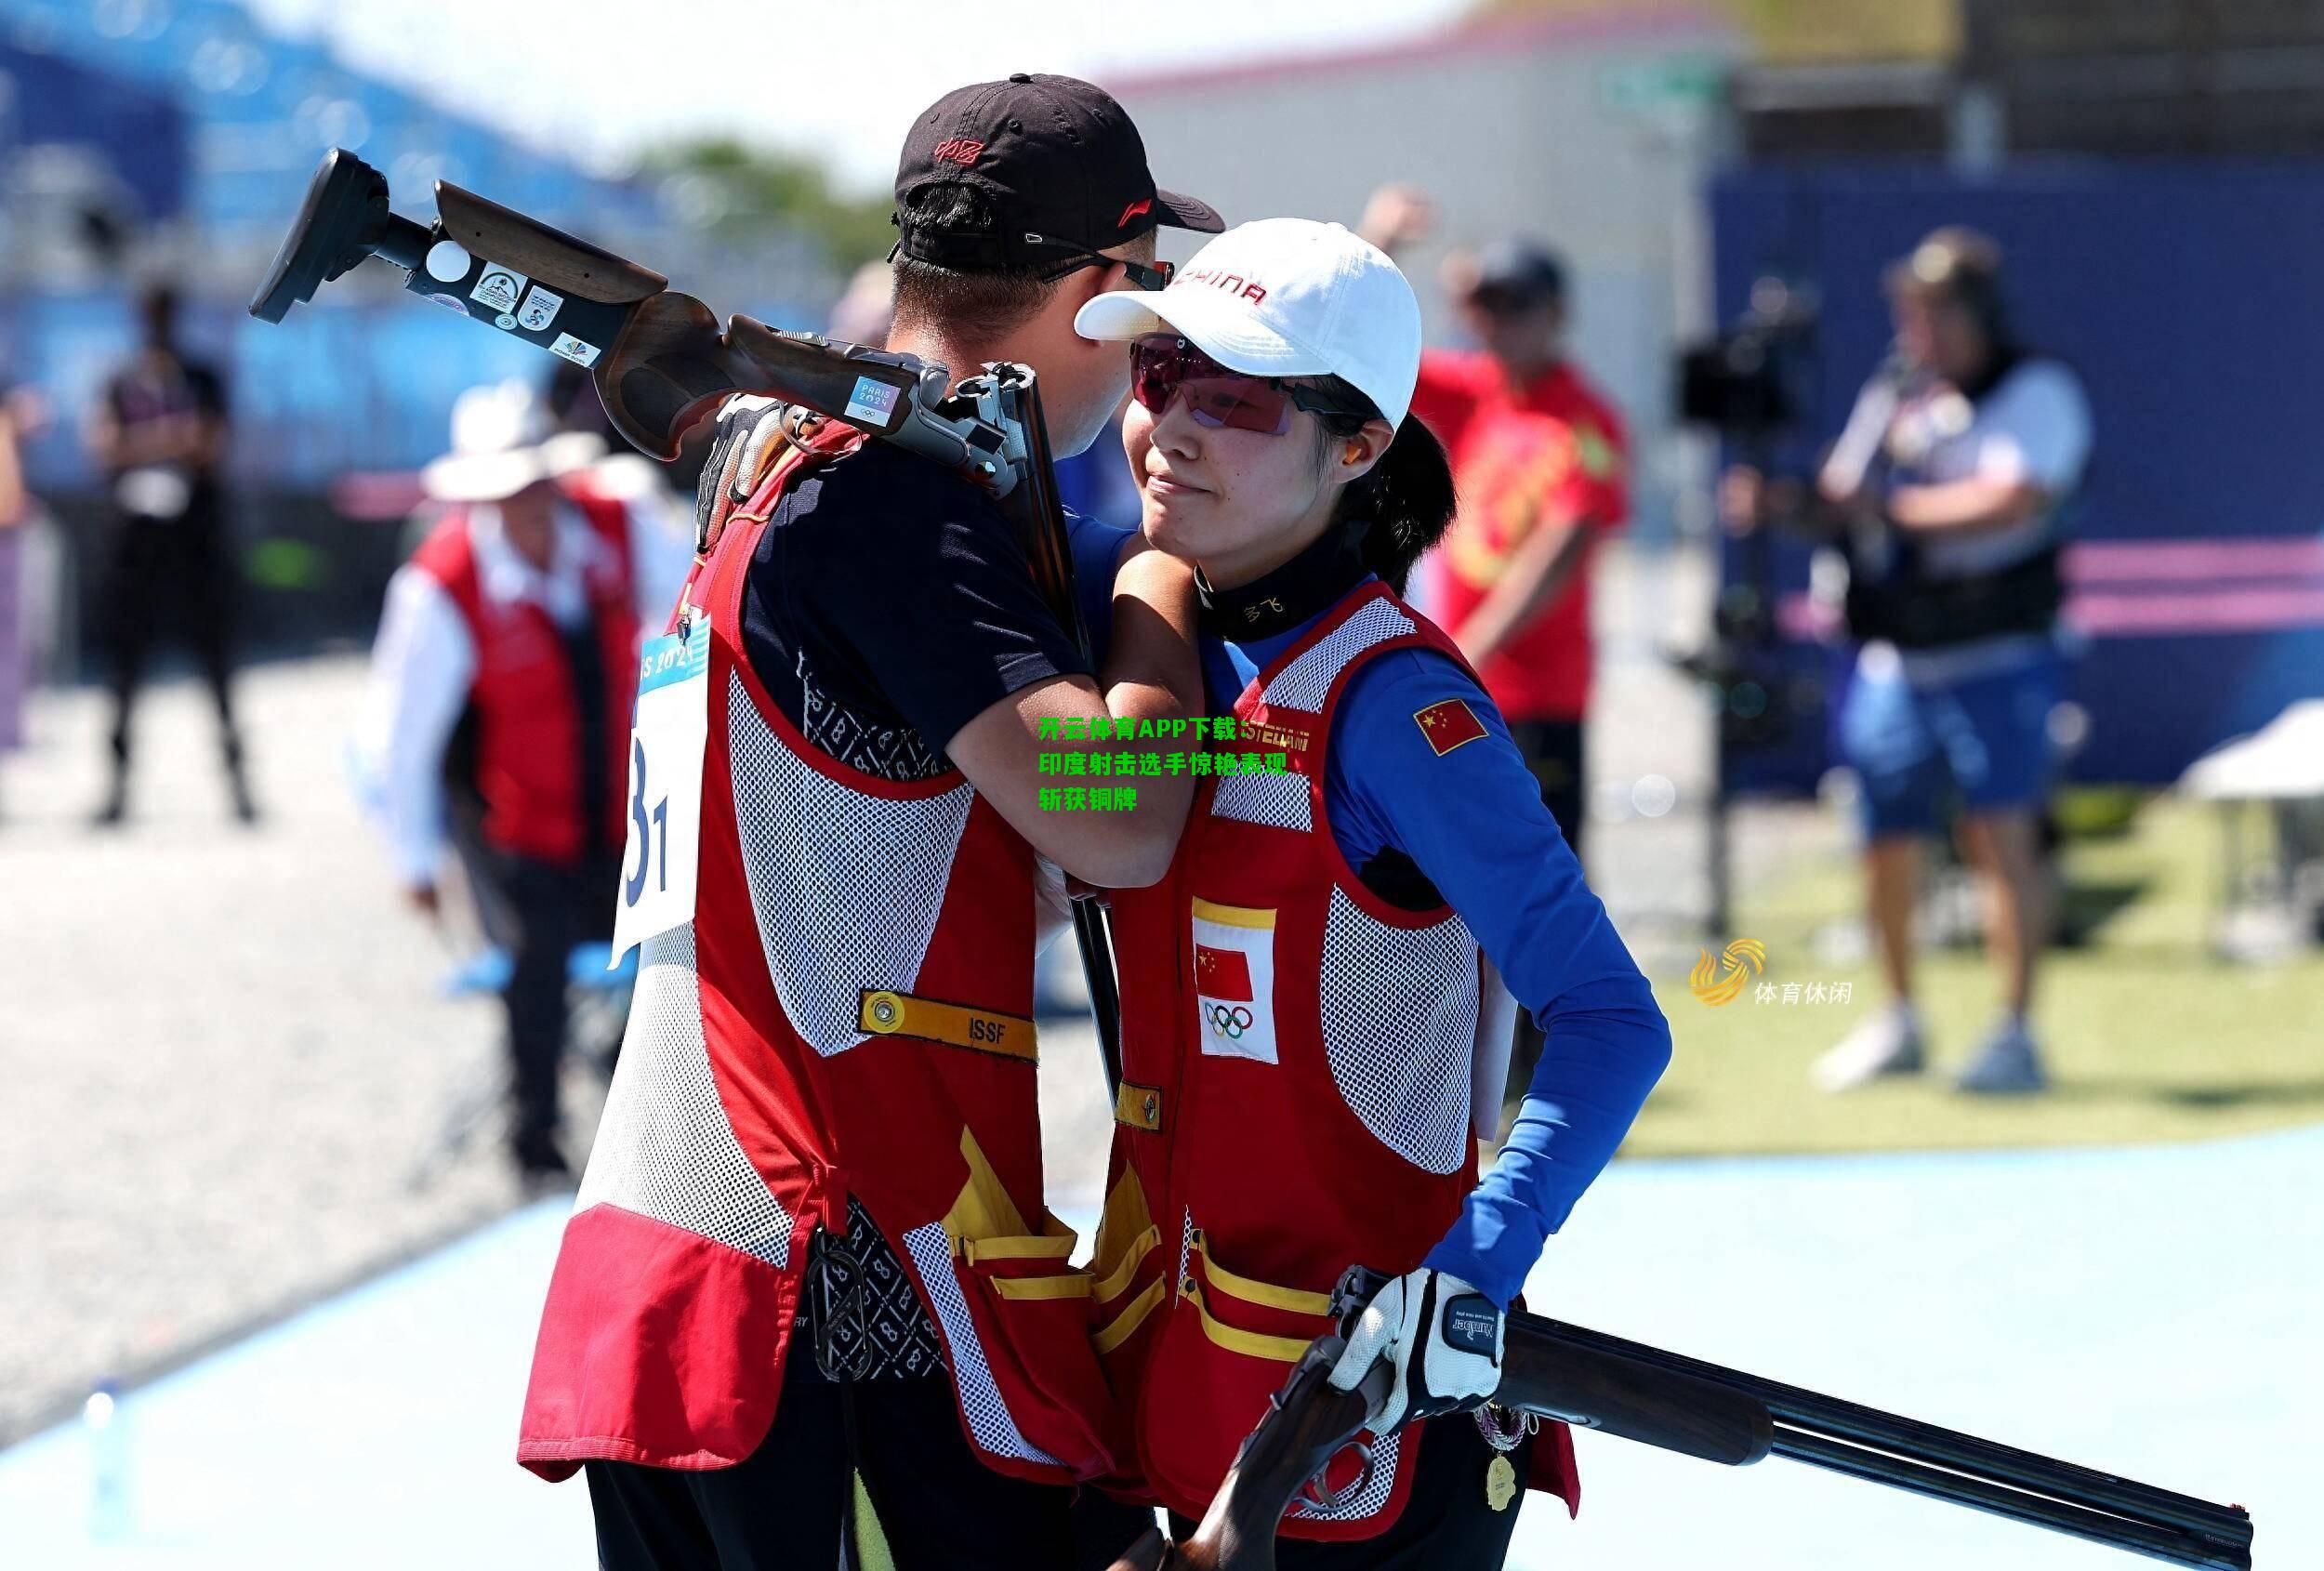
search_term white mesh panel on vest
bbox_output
[901,1221,1062,1467]
[1209,766,1313,831]
[1261,597,1416,712]
[728,672,975,1056]
[1287,1422,1405,1525]
[575,922,796,1267]
[1318,887,1478,1176]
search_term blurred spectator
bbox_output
[1362,183,1630,1099]
[85,283,253,825]
[541,358,701,601]
[352,382,674,1182]
[1723,229,2092,1095]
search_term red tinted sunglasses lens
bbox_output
[1129,338,1292,433]
[1130,340,1179,413]
[1181,376,1292,434]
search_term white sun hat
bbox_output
[1074,217,1423,429]
[420,379,584,502]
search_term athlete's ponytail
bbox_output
[1307,380,1459,596]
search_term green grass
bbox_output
[1627,798,2324,1158]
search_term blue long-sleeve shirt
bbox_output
[1198,584,1670,1310]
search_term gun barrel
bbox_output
[1533,1318,2251,1550]
[1499,1324,1773,1468]
[1775,1427,2251,1571]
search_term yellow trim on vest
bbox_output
[1182,1276,1315,1364]
[1114,1080,1164,1131]
[943,1127,1030,1245]
[963,1231,1077,1264]
[1093,1278,1166,1354]
[1191,1231,1334,1316]
[1190,898,1276,931]
[1091,1167,1155,1307]
[991,1273,1091,1301]
[859,989,1037,1063]
[1091,1224,1160,1304]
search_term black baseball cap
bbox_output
[1470,239,1567,310]
[893,73,1222,271]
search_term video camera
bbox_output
[1677,278,1819,442]
[1669,277,1829,937]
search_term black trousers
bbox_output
[1166,1416,1533,1570]
[103,511,242,776]
[587,1337,1155,1571]
[493,850,617,1156]
[1503,717,1586,1099]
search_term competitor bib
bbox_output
[609,624,710,964]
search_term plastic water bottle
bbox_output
[85,1378,130,1540]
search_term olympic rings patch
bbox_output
[1205,1003,1256,1039]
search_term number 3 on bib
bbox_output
[609,627,710,965]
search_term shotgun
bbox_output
[250,149,1126,1091]
[1114,1265,2253,1571]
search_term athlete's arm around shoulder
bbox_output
[946,534,1202,889]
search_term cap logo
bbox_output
[932,139,985,166]
[1183,266,1267,305]
[1117,197,1153,229]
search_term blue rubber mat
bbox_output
[6,1129,2315,1569]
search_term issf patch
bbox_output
[1414,697,1486,756]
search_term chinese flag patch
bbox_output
[1414,698,1486,756]
[1194,944,1253,1001]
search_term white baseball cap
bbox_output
[421,379,594,502]
[1075,218,1422,429]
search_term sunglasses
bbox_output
[1129,334,1367,436]
[1025,232,1174,293]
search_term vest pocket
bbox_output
[1140,1220,1353,1520]
[1190,897,1279,1064]
[1089,1168,1166,1372]
[945,1211,1125,1481]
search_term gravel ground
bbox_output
[0,537,1836,1448]
[0,653,589,1444]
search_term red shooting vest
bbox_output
[518,426,1122,1486]
[1093,581,1579,1539]
[409,488,640,865]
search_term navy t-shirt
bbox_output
[737,441,1129,783]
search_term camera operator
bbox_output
[1724,229,2091,1095]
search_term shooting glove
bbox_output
[1325,1267,1503,1436]
[693,393,789,557]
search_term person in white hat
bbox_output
[354,378,686,1182]
[1074,221,1671,1564]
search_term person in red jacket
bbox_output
[517,73,1212,1571]
[355,380,686,1181]
[1360,184,1630,1103]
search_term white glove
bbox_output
[693,393,788,554]
[1324,1267,1504,1437]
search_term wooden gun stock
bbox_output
[247,150,925,463]
[431,182,667,304]
[1113,1341,1388,1571]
